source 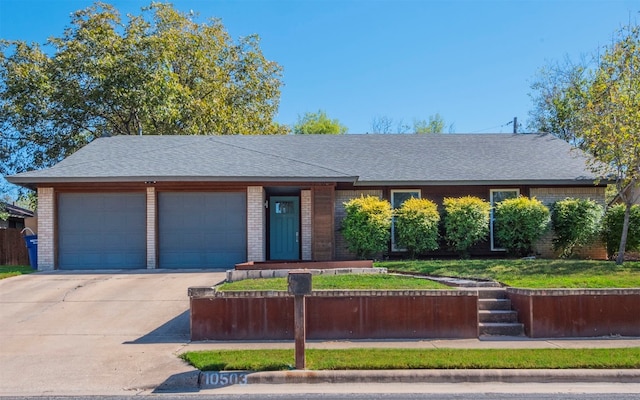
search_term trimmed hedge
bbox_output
[443,196,491,257]
[551,198,603,258]
[342,195,392,259]
[395,197,440,258]
[494,197,550,257]
[602,204,640,258]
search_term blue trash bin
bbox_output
[24,235,38,270]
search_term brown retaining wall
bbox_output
[507,288,640,338]
[189,288,478,341]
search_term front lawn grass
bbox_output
[377,259,640,288]
[0,265,33,280]
[181,347,640,371]
[218,273,451,291]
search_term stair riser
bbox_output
[477,289,507,299]
[478,299,512,310]
[479,324,525,336]
[479,311,518,323]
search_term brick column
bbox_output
[247,186,265,262]
[37,187,55,271]
[146,187,157,269]
[301,190,312,260]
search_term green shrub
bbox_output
[395,197,440,258]
[602,204,640,258]
[494,196,550,257]
[443,196,491,257]
[551,198,604,258]
[342,195,392,259]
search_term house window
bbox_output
[490,189,520,251]
[275,201,294,214]
[391,189,421,251]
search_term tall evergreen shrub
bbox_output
[443,196,491,257]
[551,198,603,258]
[494,197,550,257]
[395,197,440,258]
[602,204,640,258]
[341,195,392,259]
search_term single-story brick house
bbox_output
[6,133,606,270]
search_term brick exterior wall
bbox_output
[301,190,312,260]
[247,186,265,262]
[146,187,157,269]
[334,189,384,260]
[37,187,55,271]
[531,186,607,259]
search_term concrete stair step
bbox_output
[476,288,507,299]
[479,322,525,336]
[479,310,518,323]
[478,298,512,310]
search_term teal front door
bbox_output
[269,196,300,260]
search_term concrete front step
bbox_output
[476,288,507,299]
[478,298,512,310]
[479,310,519,323]
[479,322,525,336]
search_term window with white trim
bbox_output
[490,189,520,251]
[391,189,421,251]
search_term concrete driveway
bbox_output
[0,270,225,396]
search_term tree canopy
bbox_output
[528,23,640,264]
[0,2,286,175]
[293,110,347,134]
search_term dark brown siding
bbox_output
[312,186,335,261]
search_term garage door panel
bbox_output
[159,192,246,269]
[58,193,146,270]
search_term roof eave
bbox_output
[5,175,359,188]
[354,178,609,186]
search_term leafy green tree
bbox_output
[0,2,286,175]
[527,23,640,264]
[578,25,640,264]
[527,58,588,144]
[414,113,447,134]
[494,197,550,257]
[395,197,440,258]
[293,110,347,134]
[602,204,640,259]
[443,196,491,257]
[341,196,392,259]
[551,198,603,258]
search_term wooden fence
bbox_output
[0,228,29,265]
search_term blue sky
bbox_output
[1,0,639,134]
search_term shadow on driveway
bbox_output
[124,310,190,344]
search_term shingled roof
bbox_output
[6,133,600,188]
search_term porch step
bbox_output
[477,288,507,299]
[479,322,525,336]
[478,298,512,310]
[479,310,519,323]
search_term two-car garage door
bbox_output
[57,192,246,269]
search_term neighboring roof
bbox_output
[1,202,34,218]
[6,133,602,188]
